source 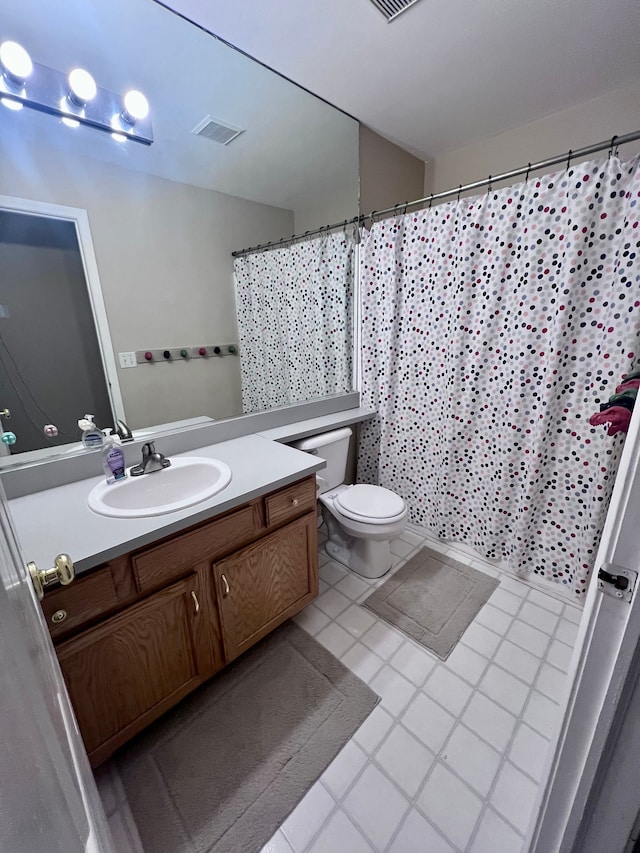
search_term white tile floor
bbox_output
[96,523,582,853]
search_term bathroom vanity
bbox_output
[5,428,334,767]
[40,473,318,767]
[6,409,375,768]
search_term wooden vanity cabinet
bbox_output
[40,475,318,767]
[214,512,317,661]
[56,572,213,766]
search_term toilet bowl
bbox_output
[291,428,408,579]
[320,484,408,578]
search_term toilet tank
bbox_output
[291,426,352,493]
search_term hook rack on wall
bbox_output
[134,344,238,364]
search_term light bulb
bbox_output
[1,97,22,111]
[68,67,96,105]
[0,41,32,84]
[111,132,126,143]
[122,89,148,123]
[62,116,80,128]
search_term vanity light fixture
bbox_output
[0,39,153,144]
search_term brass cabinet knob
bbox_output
[51,609,67,624]
[28,553,74,601]
[292,498,299,507]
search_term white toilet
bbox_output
[292,427,408,579]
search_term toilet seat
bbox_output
[334,484,406,525]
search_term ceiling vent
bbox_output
[369,0,423,22]
[191,116,244,145]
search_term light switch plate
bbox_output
[118,352,137,369]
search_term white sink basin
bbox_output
[87,456,232,518]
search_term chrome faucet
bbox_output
[130,441,171,476]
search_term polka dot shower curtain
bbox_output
[358,156,640,600]
[234,229,354,413]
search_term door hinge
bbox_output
[597,566,637,603]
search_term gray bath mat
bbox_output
[363,547,499,660]
[115,621,378,853]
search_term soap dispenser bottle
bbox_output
[78,414,104,450]
[102,429,126,483]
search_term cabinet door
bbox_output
[56,572,212,766]
[214,513,318,662]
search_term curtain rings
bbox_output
[370,210,378,228]
[428,194,434,210]
[525,163,532,183]
[609,135,619,159]
[457,185,462,203]
[487,175,493,194]
[403,201,409,216]
[566,149,573,171]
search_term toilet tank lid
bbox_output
[291,426,352,451]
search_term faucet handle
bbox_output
[131,441,169,476]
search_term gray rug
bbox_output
[116,621,379,853]
[363,547,499,660]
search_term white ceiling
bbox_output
[162,0,640,160]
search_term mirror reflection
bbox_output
[0,0,359,459]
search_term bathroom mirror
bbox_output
[0,0,359,461]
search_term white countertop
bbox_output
[257,406,375,442]
[9,434,324,575]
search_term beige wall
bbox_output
[359,126,426,216]
[0,146,293,430]
[294,182,360,234]
[427,80,640,195]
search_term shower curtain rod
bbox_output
[231,128,640,258]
